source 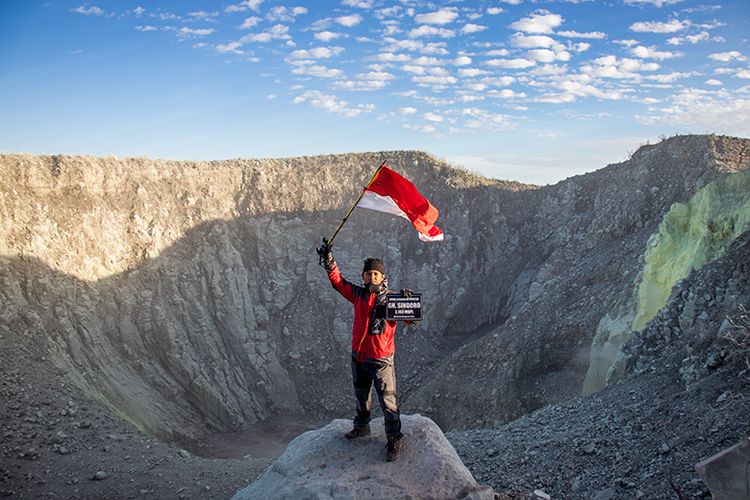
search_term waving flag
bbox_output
[357,166,444,242]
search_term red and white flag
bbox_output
[357,165,444,242]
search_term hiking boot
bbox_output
[386,437,402,462]
[344,426,370,440]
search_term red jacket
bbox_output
[327,263,398,362]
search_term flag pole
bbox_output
[325,160,387,247]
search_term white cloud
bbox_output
[461,108,513,130]
[238,24,290,43]
[287,46,344,60]
[267,93,277,99]
[529,64,568,76]
[293,90,374,117]
[336,14,362,27]
[459,68,489,77]
[574,42,591,52]
[509,10,563,34]
[399,107,418,114]
[415,8,459,25]
[631,45,681,59]
[402,65,426,74]
[487,7,505,15]
[511,33,558,49]
[488,89,525,99]
[179,27,215,37]
[580,56,660,80]
[342,0,374,7]
[462,24,488,34]
[636,90,750,135]
[453,56,472,66]
[737,70,750,79]
[315,31,342,42]
[71,5,104,16]
[624,0,683,6]
[225,0,264,13]
[709,51,746,62]
[556,30,606,39]
[666,31,709,45]
[383,38,449,55]
[408,26,455,38]
[217,41,244,54]
[423,112,444,122]
[536,80,626,103]
[135,25,158,32]
[133,6,145,17]
[374,52,410,62]
[267,6,308,22]
[646,71,693,82]
[630,19,689,33]
[705,79,722,86]
[528,49,569,63]
[240,16,261,29]
[291,65,344,78]
[188,11,218,20]
[485,49,511,57]
[483,76,515,86]
[486,58,536,69]
[412,75,458,86]
[615,39,639,47]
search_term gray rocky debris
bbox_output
[695,437,750,500]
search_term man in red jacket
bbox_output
[317,241,405,462]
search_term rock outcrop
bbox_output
[231,414,493,500]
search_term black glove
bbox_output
[400,288,413,298]
[316,238,335,271]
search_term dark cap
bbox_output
[362,258,385,275]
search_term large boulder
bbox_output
[232,414,493,499]
[695,437,750,500]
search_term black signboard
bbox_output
[385,293,422,321]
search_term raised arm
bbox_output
[317,240,356,304]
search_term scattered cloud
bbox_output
[487,7,505,15]
[239,17,261,29]
[291,65,344,78]
[423,112,444,122]
[624,0,684,7]
[509,10,563,34]
[342,0,374,7]
[630,19,689,33]
[636,89,750,135]
[293,90,374,117]
[705,79,722,86]
[511,33,558,49]
[336,14,362,27]
[71,5,104,16]
[135,25,158,32]
[399,107,418,114]
[287,46,344,60]
[415,8,459,25]
[709,51,746,62]
[225,0,264,14]
[486,58,536,69]
[179,27,215,37]
[631,45,681,60]
[408,26,455,38]
[315,31,342,42]
[557,30,606,39]
[461,24,488,34]
[453,56,472,66]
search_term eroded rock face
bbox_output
[1,135,749,442]
[230,415,493,500]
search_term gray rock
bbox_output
[93,471,108,481]
[695,437,750,499]
[231,415,493,500]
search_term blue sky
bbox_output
[1,0,748,184]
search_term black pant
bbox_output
[351,355,403,440]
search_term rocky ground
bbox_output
[448,368,750,499]
[0,336,270,499]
